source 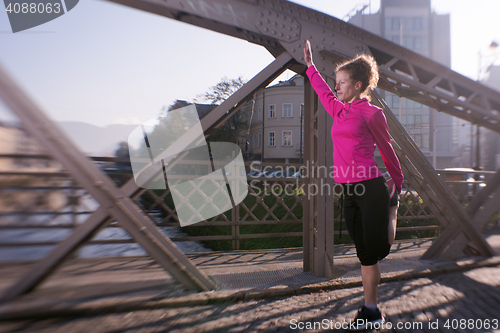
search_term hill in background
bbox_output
[58,121,138,156]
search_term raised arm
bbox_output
[303,40,314,68]
[304,40,342,117]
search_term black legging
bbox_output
[342,176,391,266]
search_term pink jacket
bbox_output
[306,65,404,192]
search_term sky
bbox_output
[0,0,499,127]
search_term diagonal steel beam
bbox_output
[422,169,500,259]
[0,64,216,302]
[467,169,500,231]
[201,52,294,133]
[0,53,293,301]
[106,0,500,134]
[466,168,500,220]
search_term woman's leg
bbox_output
[357,177,390,306]
[361,263,381,306]
[388,205,398,246]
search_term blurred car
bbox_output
[268,170,283,178]
[247,170,271,178]
[269,170,297,178]
[443,168,486,196]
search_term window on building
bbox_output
[258,133,261,148]
[403,36,411,48]
[413,17,423,30]
[392,95,399,108]
[407,115,415,128]
[423,114,430,128]
[283,131,292,146]
[268,131,275,146]
[385,94,392,107]
[400,115,407,125]
[392,17,400,30]
[423,133,430,149]
[253,134,257,148]
[258,107,262,121]
[414,36,422,50]
[414,115,422,129]
[405,18,413,31]
[413,134,422,147]
[385,18,391,31]
[421,37,429,50]
[269,104,276,118]
[283,103,293,118]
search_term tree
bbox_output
[195,76,245,105]
[142,77,252,159]
[114,141,132,175]
[115,141,130,159]
[195,76,252,148]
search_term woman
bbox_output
[303,40,403,330]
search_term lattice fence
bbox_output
[1,155,494,257]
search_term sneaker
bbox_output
[346,306,385,331]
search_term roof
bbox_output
[267,74,303,88]
[168,99,217,119]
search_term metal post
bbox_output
[299,105,303,164]
[471,123,474,167]
[432,110,437,168]
[476,125,481,168]
[262,92,265,162]
[302,76,314,272]
[302,73,335,278]
[0,52,295,300]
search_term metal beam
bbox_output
[104,0,500,262]
[0,52,294,301]
[0,64,216,302]
[201,52,295,132]
[370,90,495,260]
[467,169,500,231]
[106,0,500,133]
[302,77,314,273]
[466,168,500,219]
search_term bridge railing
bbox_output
[0,154,491,258]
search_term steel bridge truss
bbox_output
[1,0,499,301]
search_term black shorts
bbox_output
[342,176,392,266]
[383,172,399,207]
[389,188,399,207]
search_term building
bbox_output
[0,122,54,170]
[481,65,500,170]
[348,0,459,168]
[246,0,460,167]
[247,75,304,163]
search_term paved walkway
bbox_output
[0,264,499,332]
[0,227,499,332]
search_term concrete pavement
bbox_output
[0,226,499,332]
[0,263,499,332]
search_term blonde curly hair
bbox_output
[336,54,379,99]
